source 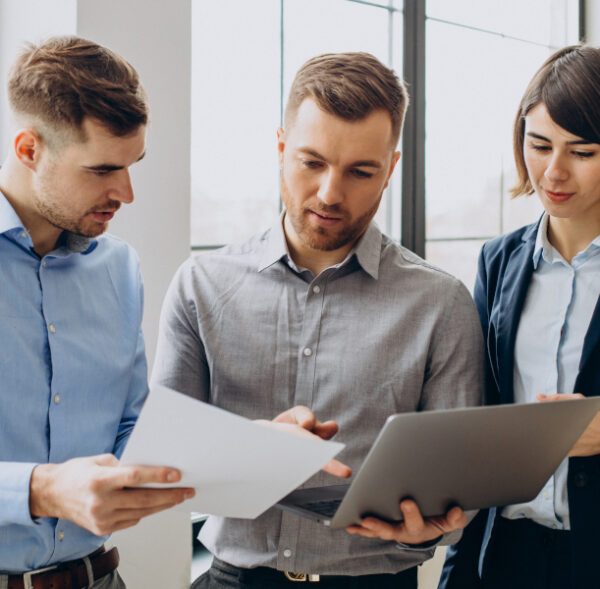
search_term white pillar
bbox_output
[586,0,600,43]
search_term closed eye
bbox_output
[352,168,374,179]
[529,143,551,152]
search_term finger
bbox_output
[537,393,585,402]
[445,506,467,529]
[354,518,397,541]
[93,454,119,467]
[115,487,195,509]
[312,420,339,440]
[346,525,380,538]
[274,406,316,430]
[321,458,352,478]
[399,500,425,535]
[109,465,184,489]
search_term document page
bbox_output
[120,385,344,518]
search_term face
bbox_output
[524,103,600,223]
[30,118,146,238]
[278,98,399,256]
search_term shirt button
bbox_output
[54,394,61,404]
[48,324,56,334]
[58,531,64,541]
[542,492,550,500]
[20,230,28,239]
[303,347,312,357]
[312,285,321,294]
[41,260,47,268]
[283,549,292,558]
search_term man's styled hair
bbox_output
[8,35,148,146]
[512,44,600,197]
[284,52,408,148]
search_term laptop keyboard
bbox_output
[302,499,342,517]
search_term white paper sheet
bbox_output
[119,385,344,519]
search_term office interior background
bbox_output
[0,1,597,587]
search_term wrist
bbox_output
[29,463,58,518]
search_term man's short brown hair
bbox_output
[8,35,148,146]
[284,52,408,148]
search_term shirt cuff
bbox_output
[395,536,441,551]
[0,462,39,527]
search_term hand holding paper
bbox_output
[120,386,345,518]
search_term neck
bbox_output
[283,214,355,276]
[547,215,600,263]
[0,157,61,257]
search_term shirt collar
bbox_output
[533,212,600,268]
[0,190,96,255]
[257,212,290,272]
[0,190,24,235]
[532,213,550,269]
[257,211,382,279]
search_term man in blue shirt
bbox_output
[0,36,195,589]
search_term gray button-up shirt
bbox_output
[153,218,484,575]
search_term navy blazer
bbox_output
[439,220,600,589]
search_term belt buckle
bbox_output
[284,571,320,582]
[23,565,58,589]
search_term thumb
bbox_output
[93,454,119,467]
[274,405,316,430]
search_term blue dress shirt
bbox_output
[0,192,148,572]
[503,213,600,529]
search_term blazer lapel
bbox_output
[495,226,537,403]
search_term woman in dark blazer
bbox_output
[439,45,600,589]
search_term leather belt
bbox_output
[5,546,119,589]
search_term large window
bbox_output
[191,0,580,292]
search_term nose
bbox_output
[112,169,135,204]
[316,169,344,205]
[544,152,569,184]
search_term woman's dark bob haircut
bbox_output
[512,45,600,197]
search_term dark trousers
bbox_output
[191,558,418,589]
[481,517,573,589]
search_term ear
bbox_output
[383,151,401,190]
[14,129,44,171]
[277,127,286,168]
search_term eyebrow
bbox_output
[298,147,382,169]
[83,151,146,172]
[526,131,595,146]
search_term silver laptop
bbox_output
[276,397,600,528]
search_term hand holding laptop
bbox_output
[346,499,466,544]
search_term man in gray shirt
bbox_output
[153,53,483,588]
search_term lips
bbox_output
[90,210,117,222]
[544,189,574,203]
[308,210,343,228]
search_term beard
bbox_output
[281,176,381,252]
[33,171,121,238]
[34,196,120,238]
